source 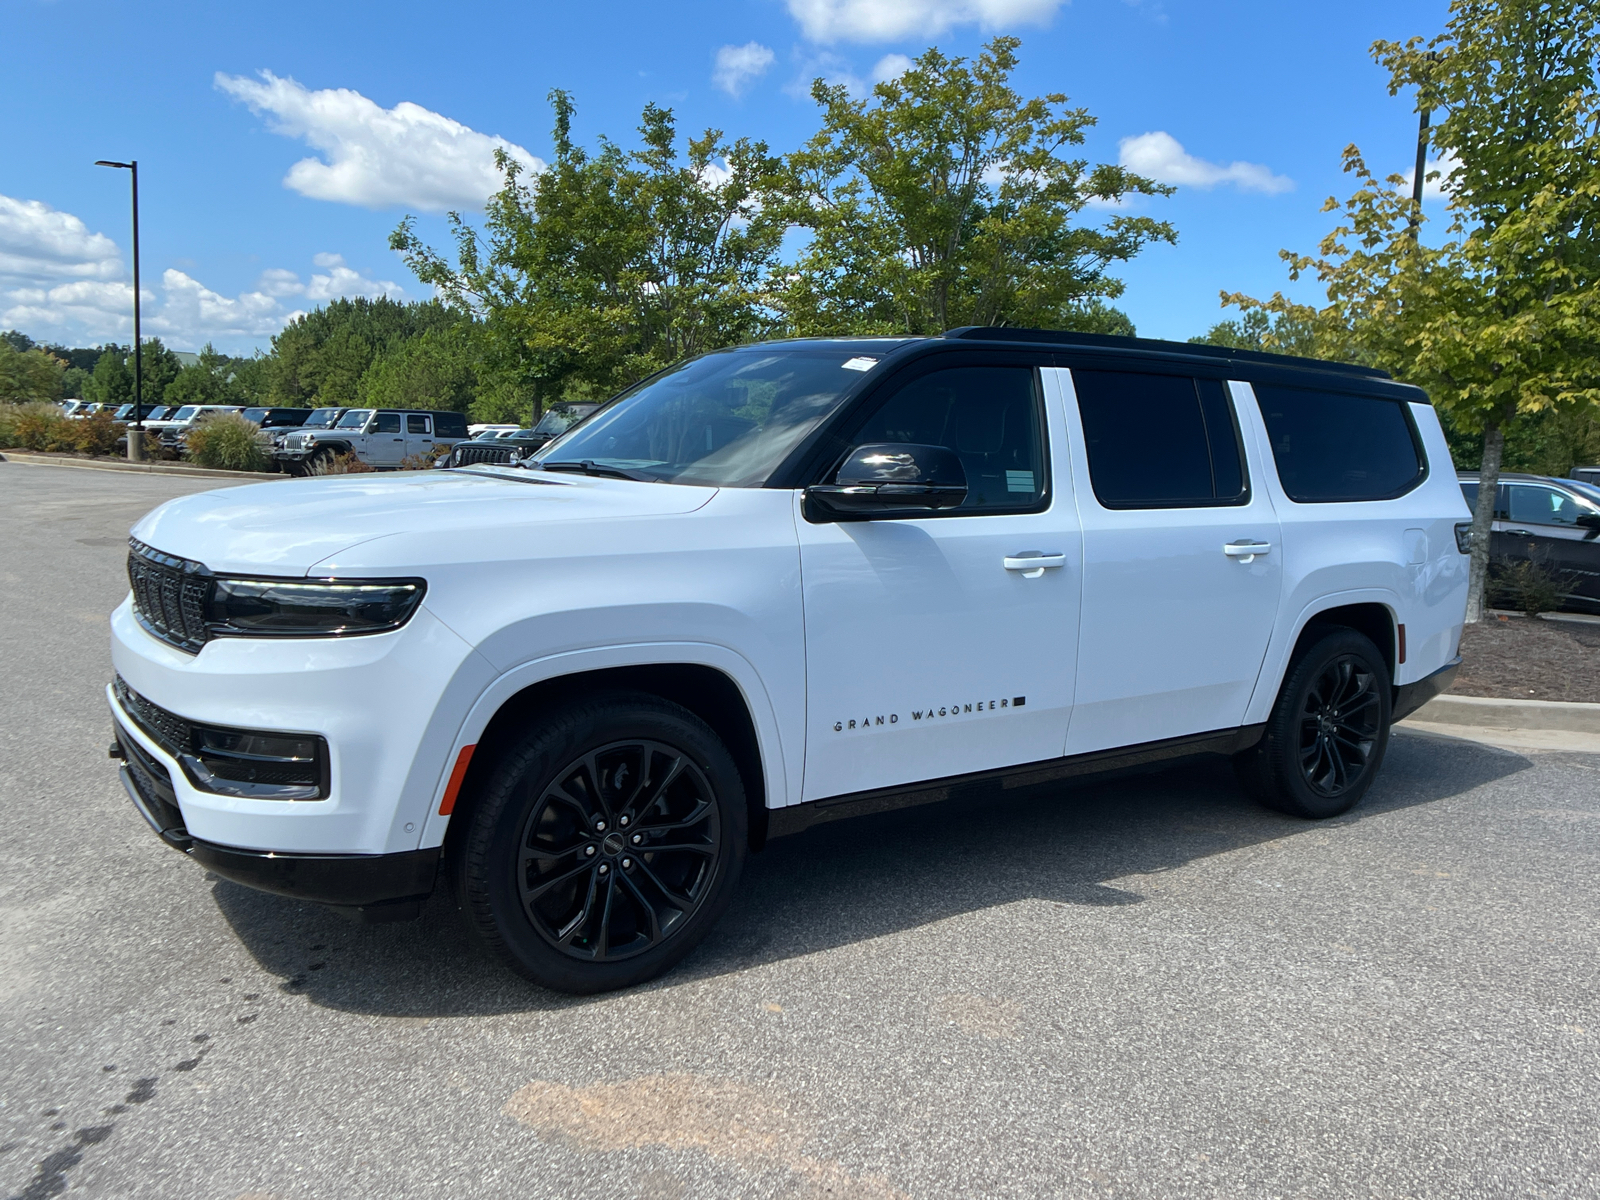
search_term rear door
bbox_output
[1053,366,1282,754]
[406,413,434,460]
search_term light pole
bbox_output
[95,159,144,461]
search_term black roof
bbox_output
[940,326,1389,379]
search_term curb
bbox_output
[1409,693,1600,734]
[0,451,282,482]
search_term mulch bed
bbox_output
[1452,614,1600,704]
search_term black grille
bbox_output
[114,675,191,759]
[127,539,213,653]
[453,443,517,466]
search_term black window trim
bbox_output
[1250,381,1430,504]
[1069,368,1253,512]
[800,355,1055,520]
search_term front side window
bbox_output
[407,414,432,434]
[1254,385,1425,502]
[1072,370,1247,508]
[840,365,1046,512]
[535,346,897,486]
[335,409,372,430]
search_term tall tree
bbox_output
[1222,1,1600,621]
[772,37,1176,336]
[0,340,66,403]
[164,343,236,406]
[393,92,785,408]
[267,297,456,406]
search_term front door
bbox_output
[364,411,407,468]
[799,362,1081,802]
[1054,367,1283,755]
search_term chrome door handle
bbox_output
[1224,541,1272,563]
[1004,552,1066,579]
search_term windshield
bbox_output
[242,408,268,424]
[302,408,341,428]
[171,407,199,421]
[532,408,583,436]
[533,346,889,486]
[335,409,372,429]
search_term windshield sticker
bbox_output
[841,356,879,372]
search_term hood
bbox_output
[130,468,718,575]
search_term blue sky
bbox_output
[1,0,1454,355]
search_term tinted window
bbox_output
[335,409,371,429]
[845,366,1045,512]
[407,414,431,434]
[304,408,342,429]
[433,412,467,438]
[1507,483,1593,527]
[374,412,402,434]
[1072,371,1247,508]
[1254,385,1424,502]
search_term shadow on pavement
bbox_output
[210,730,1528,1018]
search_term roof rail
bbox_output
[939,326,1391,380]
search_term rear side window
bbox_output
[433,412,468,438]
[407,414,432,434]
[1072,370,1248,508]
[1254,385,1425,502]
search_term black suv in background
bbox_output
[1460,472,1600,612]
[241,407,312,431]
[440,403,602,468]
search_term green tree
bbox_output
[358,322,482,415]
[268,297,456,406]
[393,92,786,408]
[772,37,1176,336]
[1189,308,1323,357]
[1223,1,1600,620]
[164,343,235,407]
[84,346,132,407]
[0,340,67,403]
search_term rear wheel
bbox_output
[452,693,747,993]
[1235,628,1392,819]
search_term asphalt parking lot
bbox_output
[3,459,1598,1200]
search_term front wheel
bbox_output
[452,693,747,993]
[1235,628,1392,819]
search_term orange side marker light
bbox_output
[438,744,477,816]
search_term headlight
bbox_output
[206,577,426,638]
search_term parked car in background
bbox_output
[467,423,521,437]
[111,403,170,423]
[273,408,469,472]
[59,400,86,416]
[1459,471,1600,612]
[68,403,107,418]
[156,406,245,456]
[241,407,312,432]
[1573,465,1600,487]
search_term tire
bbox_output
[1235,627,1392,819]
[452,692,748,993]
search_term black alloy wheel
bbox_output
[454,692,747,993]
[1297,655,1383,797]
[1235,627,1393,819]
[518,740,722,962]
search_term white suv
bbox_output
[274,407,469,472]
[108,330,1470,993]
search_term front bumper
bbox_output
[114,719,441,920]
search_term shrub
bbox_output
[186,411,270,471]
[307,450,375,475]
[1488,557,1572,618]
[3,402,76,451]
[398,444,452,471]
[70,410,121,456]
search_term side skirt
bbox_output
[768,724,1266,839]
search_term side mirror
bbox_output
[805,443,968,521]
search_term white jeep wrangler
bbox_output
[109,330,1469,993]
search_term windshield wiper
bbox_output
[536,460,661,482]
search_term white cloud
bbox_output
[0,193,406,350]
[215,70,544,211]
[713,42,776,97]
[0,195,121,285]
[872,53,914,82]
[1397,150,1460,202]
[787,0,1064,43]
[1117,131,1293,195]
